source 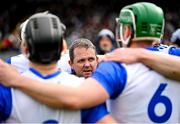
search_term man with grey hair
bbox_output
[69,38,98,78]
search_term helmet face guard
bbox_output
[116,2,165,47]
[115,18,121,47]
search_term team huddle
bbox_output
[0,2,180,123]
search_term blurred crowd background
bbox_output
[0,0,180,59]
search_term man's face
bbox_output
[99,37,113,53]
[70,47,98,78]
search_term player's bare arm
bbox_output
[105,48,180,81]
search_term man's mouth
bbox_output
[83,70,92,73]
[82,70,92,78]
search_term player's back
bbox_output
[110,63,180,123]
[6,68,83,123]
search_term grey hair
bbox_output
[69,38,96,61]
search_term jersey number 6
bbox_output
[148,83,172,123]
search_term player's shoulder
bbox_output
[96,61,127,81]
[151,44,176,54]
[6,54,29,73]
[57,53,71,73]
[8,54,27,61]
[6,54,28,64]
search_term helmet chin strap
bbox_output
[122,36,131,47]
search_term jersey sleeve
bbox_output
[6,58,11,64]
[81,103,109,123]
[0,84,12,122]
[168,47,180,56]
[92,61,127,99]
[147,44,170,53]
[147,45,180,56]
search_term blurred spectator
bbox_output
[95,29,117,55]
[170,29,180,47]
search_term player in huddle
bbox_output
[0,2,180,123]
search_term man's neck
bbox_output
[30,62,58,76]
[130,40,153,48]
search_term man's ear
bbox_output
[21,41,29,56]
[124,25,132,40]
[68,60,73,68]
[96,56,99,62]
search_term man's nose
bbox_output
[83,61,90,67]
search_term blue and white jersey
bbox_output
[92,61,180,123]
[147,44,180,56]
[0,68,108,123]
[6,53,72,74]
